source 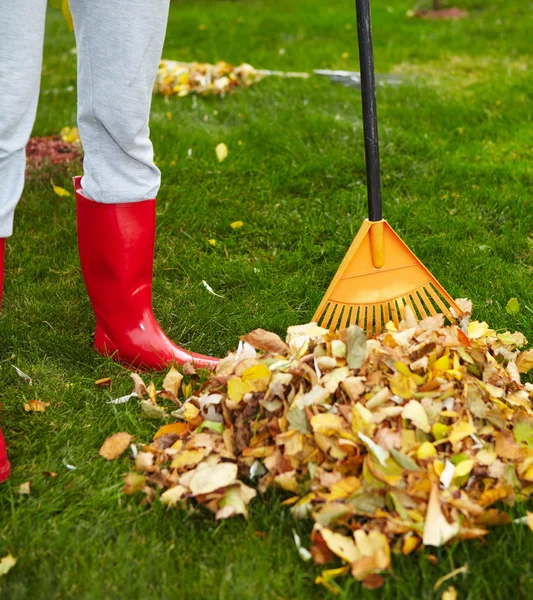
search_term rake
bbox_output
[313,0,462,334]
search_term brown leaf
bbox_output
[361,574,385,590]
[131,373,148,397]
[95,377,112,388]
[241,328,288,355]
[23,400,50,413]
[99,432,133,460]
[182,361,198,377]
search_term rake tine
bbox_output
[426,284,455,321]
[411,291,428,320]
[389,301,400,328]
[338,306,351,330]
[320,302,337,328]
[366,304,374,334]
[350,306,360,326]
[358,306,367,330]
[418,286,437,315]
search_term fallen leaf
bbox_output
[189,462,238,495]
[52,184,71,197]
[216,142,228,162]
[346,325,367,369]
[17,482,31,495]
[163,366,183,397]
[423,484,460,546]
[202,280,224,298]
[23,400,50,412]
[441,587,457,600]
[99,432,133,460]
[0,553,17,577]
[505,297,520,315]
[241,329,288,355]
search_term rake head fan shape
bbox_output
[313,0,462,334]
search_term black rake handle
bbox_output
[355,0,382,221]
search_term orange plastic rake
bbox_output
[313,0,461,334]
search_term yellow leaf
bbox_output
[324,476,361,501]
[216,142,228,162]
[441,586,458,600]
[517,350,533,373]
[315,566,350,594]
[52,184,71,197]
[310,413,346,435]
[467,321,490,339]
[423,484,460,546]
[208,239,217,246]
[154,422,188,439]
[0,553,17,577]
[402,400,430,433]
[448,421,475,446]
[417,441,437,460]
[319,526,361,563]
[402,535,420,555]
[170,448,207,469]
[227,377,253,403]
[527,512,533,533]
[183,403,200,422]
[453,459,475,486]
[241,363,271,392]
[230,220,244,229]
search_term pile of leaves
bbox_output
[112,300,533,591]
[26,127,81,170]
[155,60,263,97]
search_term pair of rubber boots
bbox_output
[0,177,220,481]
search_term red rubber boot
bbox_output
[74,177,219,370]
[0,238,5,312]
[0,425,10,483]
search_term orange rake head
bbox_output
[313,219,462,334]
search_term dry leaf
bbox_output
[23,400,50,413]
[52,184,71,197]
[99,432,133,460]
[163,366,183,397]
[95,377,112,388]
[241,329,288,355]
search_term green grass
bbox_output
[1,0,533,597]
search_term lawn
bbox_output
[1,0,533,597]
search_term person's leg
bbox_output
[0,0,47,312]
[69,0,218,369]
[0,0,47,482]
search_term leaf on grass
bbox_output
[12,366,32,385]
[318,526,361,563]
[99,432,133,460]
[182,362,197,377]
[17,482,31,495]
[0,553,17,577]
[52,184,71,197]
[441,587,457,600]
[95,377,111,388]
[240,329,288,355]
[505,298,520,315]
[23,400,50,412]
[123,472,146,494]
[216,142,228,162]
[131,373,148,397]
[230,220,243,229]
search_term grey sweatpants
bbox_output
[0,0,170,238]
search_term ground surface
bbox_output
[1,0,532,598]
